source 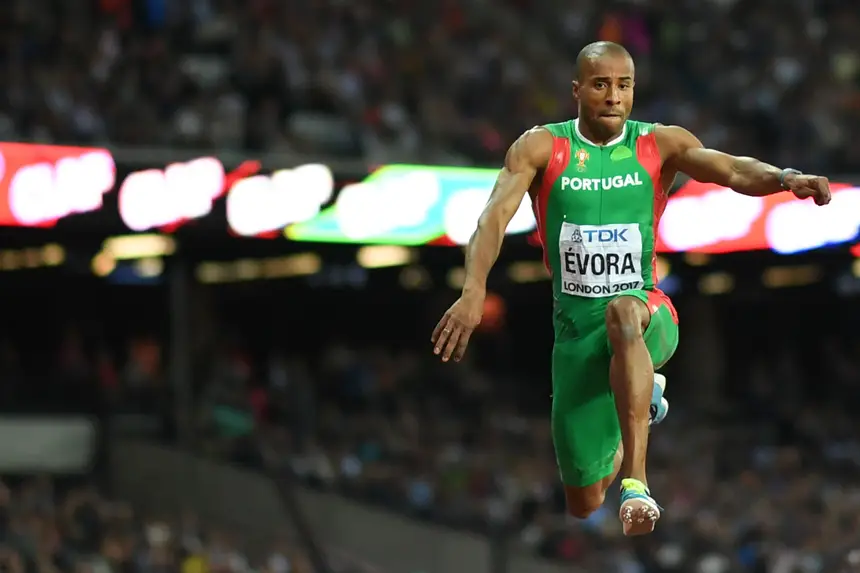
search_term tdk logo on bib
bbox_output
[573,228,630,243]
[559,222,645,298]
[560,173,643,191]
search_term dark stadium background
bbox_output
[0,0,859,572]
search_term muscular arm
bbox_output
[462,127,553,296]
[656,125,787,197]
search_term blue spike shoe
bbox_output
[650,373,668,426]
[619,478,662,536]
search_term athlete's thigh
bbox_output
[551,329,620,488]
[612,289,680,369]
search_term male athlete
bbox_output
[431,41,831,536]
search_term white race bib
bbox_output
[558,222,644,298]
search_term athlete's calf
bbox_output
[605,295,664,535]
[605,296,653,485]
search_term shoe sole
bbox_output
[619,497,661,536]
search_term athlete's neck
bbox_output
[575,117,625,146]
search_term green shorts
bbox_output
[551,289,679,487]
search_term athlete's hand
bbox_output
[431,292,485,363]
[786,173,831,206]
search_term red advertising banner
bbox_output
[657,180,860,254]
[0,143,115,226]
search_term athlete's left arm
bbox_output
[655,125,831,205]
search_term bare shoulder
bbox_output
[506,126,554,171]
[653,125,704,163]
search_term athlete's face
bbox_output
[573,55,635,138]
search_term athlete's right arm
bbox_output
[462,127,553,296]
[431,127,552,362]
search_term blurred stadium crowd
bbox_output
[5,303,857,573]
[0,0,858,170]
[0,476,321,573]
[201,339,860,573]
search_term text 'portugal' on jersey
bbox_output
[530,118,669,314]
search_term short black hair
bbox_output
[576,42,633,79]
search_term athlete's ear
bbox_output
[572,80,580,102]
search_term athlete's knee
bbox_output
[564,485,605,519]
[605,297,648,345]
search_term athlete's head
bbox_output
[573,42,635,141]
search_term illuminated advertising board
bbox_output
[0,143,857,255]
[286,164,860,255]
